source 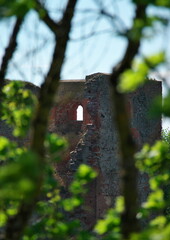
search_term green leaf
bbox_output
[150,174,169,190]
[1,81,36,137]
[62,197,83,212]
[150,216,167,228]
[0,211,7,227]
[75,164,97,181]
[143,189,165,210]
[45,133,67,159]
[118,52,165,93]
[135,141,170,175]
[94,208,120,235]
[115,196,124,213]
[144,52,165,68]
[0,0,36,18]
[0,150,40,200]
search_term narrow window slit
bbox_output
[76,105,83,121]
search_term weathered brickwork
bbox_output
[49,73,161,228]
[1,74,161,228]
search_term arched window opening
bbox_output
[76,105,83,121]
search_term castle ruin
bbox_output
[49,73,161,228]
[0,73,162,228]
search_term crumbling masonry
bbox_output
[49,73,161,228]
[1,73,161,228]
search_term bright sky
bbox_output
[0,0,170,128]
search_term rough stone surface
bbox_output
[1,74,162,228]
[50,73,161,228]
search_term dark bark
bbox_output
[109,4,147,239]
[0,17,25,240]
[4,1,78,239]
[109,84,140,238]
[35,0,59,33]
[0,17,24,85]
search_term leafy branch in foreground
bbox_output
[0,81,98,240]
[2,1,78,239]
[0,0,170,240]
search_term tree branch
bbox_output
[35,0,59,34]
[109,4,147,238]
[111,4,147,81]
[100,9,127,33]
[4,1,78,239]
[0,17,24,83]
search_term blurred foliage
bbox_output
[150,93,170,118]
[45,133,68,162]
[162,128,170,147]
[94,197,124,239]
[0,82,98,239]
[1,81,36,137]
[0,0,35,18]
[0,0,170,239]
[136,141,170,175]
[132,0,170,7]
[23,163,97,240]
[118,52,165,92]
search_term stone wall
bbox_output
[0,74,162,228]
[50,73,161,228]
